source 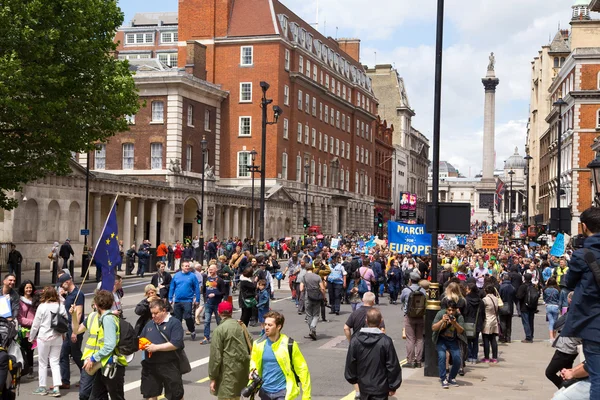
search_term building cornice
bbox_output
[134,72,229,101]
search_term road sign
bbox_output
[80,229,90,236]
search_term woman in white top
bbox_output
[29,286,67,397]
[481,285,500,363]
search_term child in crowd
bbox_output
[256,279,270,336]
[387,260,402,304]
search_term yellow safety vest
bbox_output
[81,312,127,367]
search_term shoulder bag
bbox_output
[463,303,480,339]
[50,304,69,334]
[155,323,191,374]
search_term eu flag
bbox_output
[95,201,121,291]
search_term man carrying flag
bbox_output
[95,199,121,292]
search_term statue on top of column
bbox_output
[487,52,495,72]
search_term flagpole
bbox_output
[74,195,119,304]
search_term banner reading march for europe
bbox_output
[387,221,432,256]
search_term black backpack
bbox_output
[406,288,426,318]
[524,285,540,310]
[116,317,138,356]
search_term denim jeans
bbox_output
[203,302,221,339]
[467,337,479,360]
[79,369,96,400]
[436,337,461,381]
[259,388,286,400]
[521,309,535,341]
[388,283,399,302]
[327,283,344,313]
[551,379,590,400]
[546,304,559,332]
[582,339,600,399]
[59,331,83,385]
[173,302,196,334]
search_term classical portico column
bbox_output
[224,206,231,239]
[241,208,248,239]
[136,199,145,247]
[341,207,348,233]
[123,197,132,249]
[232,207,240,238]
[332,206,339,234]
[160,202,170,243]
[93,194,102,247]
[149,200,158,246]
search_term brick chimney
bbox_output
[179,0,233,40]
[336,38,361,63]
[185,40,207,80]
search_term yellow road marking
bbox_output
[197,377,210,383]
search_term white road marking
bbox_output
[124,356,210,392]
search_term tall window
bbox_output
[323,164,328,188]
[305,93,310,113]
[341,141,345,158]
[319,132,322,151]
[122,143,134,170]
[282,153,288,180]
[187,105,194,127]
[335,139,340,156]
[297,123,303,143]
[312,97,316,116]
[283,118,289,139]
[186,145,192,172]
[240,82,252,102]
[342,113,345,131]
[345,170,350,191]
[340,168,344,189]
[355,172,359,193]
[204,109,211,131]
[329,138,334,154]
[237,152,251,177]
[336,111,340,129]
[356,145,359,161]
[151,101,164,122]
[296,156,302,182]
[239,117,251,136]
[311,128,316,147]
[324,135,328,153]
[298,90,303,110]
[318,163,322,186]
[319,103,323,121]
[284,49,290,71]
[284,85,289,106]
[95,145,106,170]
[151,143,163,169]
[366,125,370,141]
[325,105,329,124]
[304,125,309,145]
[313,65,317,81]
[347,116,351,133]
[346,143,350,159]
[597,109,600,128]
[299,56,304,74]
[311,160,316,184]
[306,60,311,77]
[240,46,253,65]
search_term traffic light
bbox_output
[196,209,202,225]
[303,217,309,229]
[377,213,383,228]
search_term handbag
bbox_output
[243,297,257,308]
[48,252,54,260]
[155,323,192,374]
[494,288,504,308]
[463,303,480,339]
[50,305,69,334]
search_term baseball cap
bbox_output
[217,302,233,314]
[58,273,72,285]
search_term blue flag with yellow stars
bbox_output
[95,201,121,291]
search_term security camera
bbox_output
[273,105,283,122]
[260,81,270,91]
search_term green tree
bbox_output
[0,0,139,210]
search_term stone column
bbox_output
[123,197,132,249]
[481,67,500,182]
[93,194,102,247]
[332,206,339,234]
[160,202,170,243]
[149,200,158,246]
[136,199,145,247]
[240,208,248,239]
[341,207,348,233]
[232,207,240,238]
[224,206,231,239]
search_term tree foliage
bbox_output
[0,0,139,210]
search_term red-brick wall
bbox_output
[181,98,217,173]
[580,65,600,91]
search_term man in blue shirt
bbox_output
[201,264,226,344]
[59,274,84,389]
[169,262,200,340]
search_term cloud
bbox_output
[282,0,577,177]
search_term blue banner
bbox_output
[387,221,432,255]
[95,200,122,291]
[550,233,566,257]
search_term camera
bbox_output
[241,371,263,398]
[448,315,455,321]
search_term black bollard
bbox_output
[69,260,74,277]
[15,263,22,288]
[81,253,89,278]
[52,261,58,284]
[34,262,41,287]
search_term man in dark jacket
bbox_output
[562,206,600,399]
[509,266,523,316]
[6,244,22,275]
[59,239,74,269]
[516,273,536,343]
[345,307,402,400]
[499,273,516,343]
[150,262,172,299]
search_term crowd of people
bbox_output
[4,205,600,399]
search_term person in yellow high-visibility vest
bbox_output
[71,290,127,400]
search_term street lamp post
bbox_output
[488,205,495,231]
[82,150,91,277]
[554,98,567,233]
[588,155,600,206]
[524,154,533,226]
[424,0,445,378]
[247,149,259,249]
[259,82,282,247]
[508,169,515,239]
[199,135,208,264]
[304,163,309,231]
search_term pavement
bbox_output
[12,266,566,400]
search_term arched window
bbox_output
[554,57,559,68]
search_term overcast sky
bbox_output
[118,0,585,177]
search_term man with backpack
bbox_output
[399,271,426,368]
[516,273,539,343]
[70,290,133,400]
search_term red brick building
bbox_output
[374,117,394,223]
[175,0,378,234]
